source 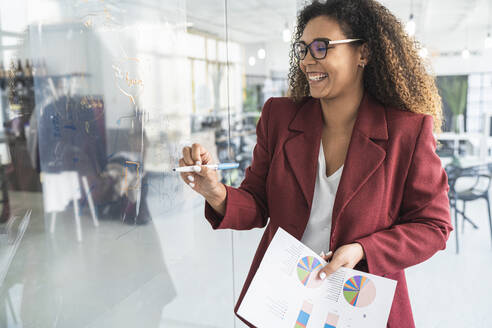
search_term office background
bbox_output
[0,0,491,327]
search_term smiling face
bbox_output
[299,15,365,101]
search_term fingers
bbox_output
[186,175,195,189]
[318,253,344,280]
[179,144,217,191]
[191,143,212,165]
[320,251,333,261]
[191,143,203,165]
[182,146,194,166]
[179,158,196,188]
[194,164,209,177]
[182,144,212,175]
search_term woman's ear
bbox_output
[359,42,370,65]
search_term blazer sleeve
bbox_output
[354,115,453,277]
[203,97,273,230]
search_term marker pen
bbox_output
[172,162,239,173]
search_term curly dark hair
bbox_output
[287,0,443,133]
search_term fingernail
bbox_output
[189,182,195,188]
[320,272,326,280]
[187,175,194,182]
[326,251,333,255]
[320,251,325,257]
[193,166,202,172]
[196,161,201,165]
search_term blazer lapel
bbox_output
[331,92,388,237]
[284,97,323,209]
[284,91,388,239]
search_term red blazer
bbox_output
[204,91,453,328]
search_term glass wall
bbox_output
[0,0,257,326]
[0,0,298,326]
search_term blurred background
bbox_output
[0,0,490,327]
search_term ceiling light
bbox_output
[405,14,416,37]
[485,32,492,49]
[248,56,256,66]
[461,48,470,59]
[257,48,266,59]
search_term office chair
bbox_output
[445,164,492,253]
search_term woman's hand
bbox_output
[179,143,227,214]
[317,243,365,280]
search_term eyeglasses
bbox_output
[293,38,364,60]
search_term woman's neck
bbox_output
[319,87,364,134]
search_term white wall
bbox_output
[431,48,492,75]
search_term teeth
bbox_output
[308,73,328,81]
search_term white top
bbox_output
[300,141,344,254]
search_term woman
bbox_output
[179,0,452,327]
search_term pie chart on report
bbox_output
[296,256,323,288]
[343,275,376,307]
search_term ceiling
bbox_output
[185,0,492,56]
[185,0,297,42]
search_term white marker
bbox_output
[172,162,239,173]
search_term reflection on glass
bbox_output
[0,0,297,326]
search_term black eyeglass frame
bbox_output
[293,37,364,60]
